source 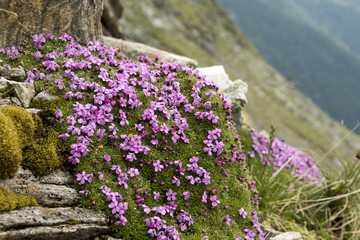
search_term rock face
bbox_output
[0,206,109,231]
[0,0,103,47]
[0,166,80,207]
[33,91,57,102]
[0,223,110,240]
[0,166,112,240]
[102,0,124,38]
[0,77,35,108]
[103,36,198,66]
[0,66,25,81]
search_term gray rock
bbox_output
[0,166,80,207]
[38,169,75,185]
[0,224,111,240]
[0,97,22,107]
[0,66,25,81]
[0,0,103,47]
[103,36,198,66]
[26,108,42,114]
[0,77,35,108]
[270,232,303,240]
[0,206,108,230]
[0,77,7,90]
[0,97,13,107]
[34,91,58,101]
[196,65,248,105]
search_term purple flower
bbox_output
[42,60,58,71]
[204,101,212,109]
[54,109,63,118]
[59,32,73,41]
[32,34,45,49]
[142,204,151,214]
[201,191,207,203]
[153,160,164,172]
[135,123,144,131]
[98,172,104,181]
[79,190,89,197]
[46,33,54,39]
[224,214,231,225]
[32,52,43,60]
[172,177,181,186]
[238,208,247,219]
[166,189,177,201]
[128,168,139,177]
[184,104,194,113]
[115,215,127,226]
[111,165,122,175]
[210,195,220,207]
[36,72,45,80]
[153,192,160,200]
[76,171,93,185]
[183,191,190,200]
[104,154,111,162]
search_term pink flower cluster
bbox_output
[145,217,180,240]
[249,129,324,184]
[203,128,224,156]
[100,185,128,226]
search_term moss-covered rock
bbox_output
[24,129,63,176]
[30,96,66,111]
[0,106,35,148]
[0,188,38,212]
[0,111,22,179]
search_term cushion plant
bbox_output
[0,33,263,240]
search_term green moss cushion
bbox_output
[0,111,22,179]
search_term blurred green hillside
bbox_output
[218,0,360,132]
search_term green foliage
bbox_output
[0,188,38,212]
[239,127,299,215]
[240,126,360,239]
[0,111,22,179]
[0,105,35,148]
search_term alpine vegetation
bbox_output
[0,33,263,240]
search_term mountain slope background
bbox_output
[116,0,360,169]
[270,0,360,56]
[218,0,360,132]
